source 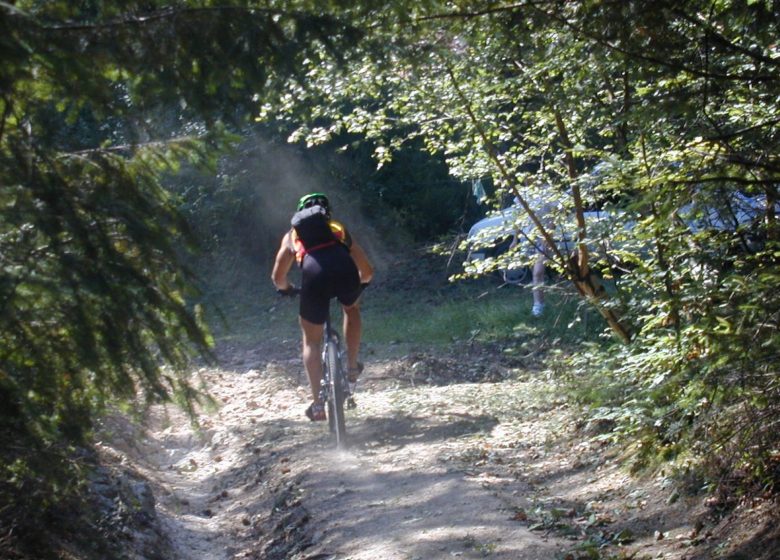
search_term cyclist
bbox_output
[271,193,374,421]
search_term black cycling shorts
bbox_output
[299,244,361,324]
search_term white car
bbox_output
[464,203,616,284]
[465,191,774,283]
[464,205,537,283]
[681,191,774,234]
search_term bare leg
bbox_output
[532,252,546,315]
[300,317,325,402]
[342,301,362,371]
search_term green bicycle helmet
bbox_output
[297,192,330,213]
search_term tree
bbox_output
[0,0,363,534]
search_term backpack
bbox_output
[290,205,339,262]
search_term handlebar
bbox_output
[277,286,300,297]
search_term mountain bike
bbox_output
[278,287,355,449]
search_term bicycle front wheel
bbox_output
[325,337,347,447]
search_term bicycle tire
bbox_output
[325,336,347,447]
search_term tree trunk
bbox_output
[555,110,632,344]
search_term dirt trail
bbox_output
[112,339,569,559]
[107,339,764,560]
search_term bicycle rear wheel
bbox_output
[325,336,347,447]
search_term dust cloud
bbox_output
[233,134,390,274]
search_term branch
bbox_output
[553,110,587,249]
[32,6,306,32]
[444,57,632,343]
[672,7,780,68]
[671,176,780,186]
[416,1,552,21]
[408,0,778,82]
[705,117,780,143]
[56,135,203,158]
[0,96,12,146]
[528,4,778,83]
[440,59,567,270]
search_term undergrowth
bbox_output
[558,335,780,506]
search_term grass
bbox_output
[361,277,607,348]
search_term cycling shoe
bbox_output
[305,401,326,422]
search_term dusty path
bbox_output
[109,339,731,560]
[117,340,571,559]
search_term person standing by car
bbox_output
[514,193,555,317]
[271,193,373,421]
[530,247,547,317]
